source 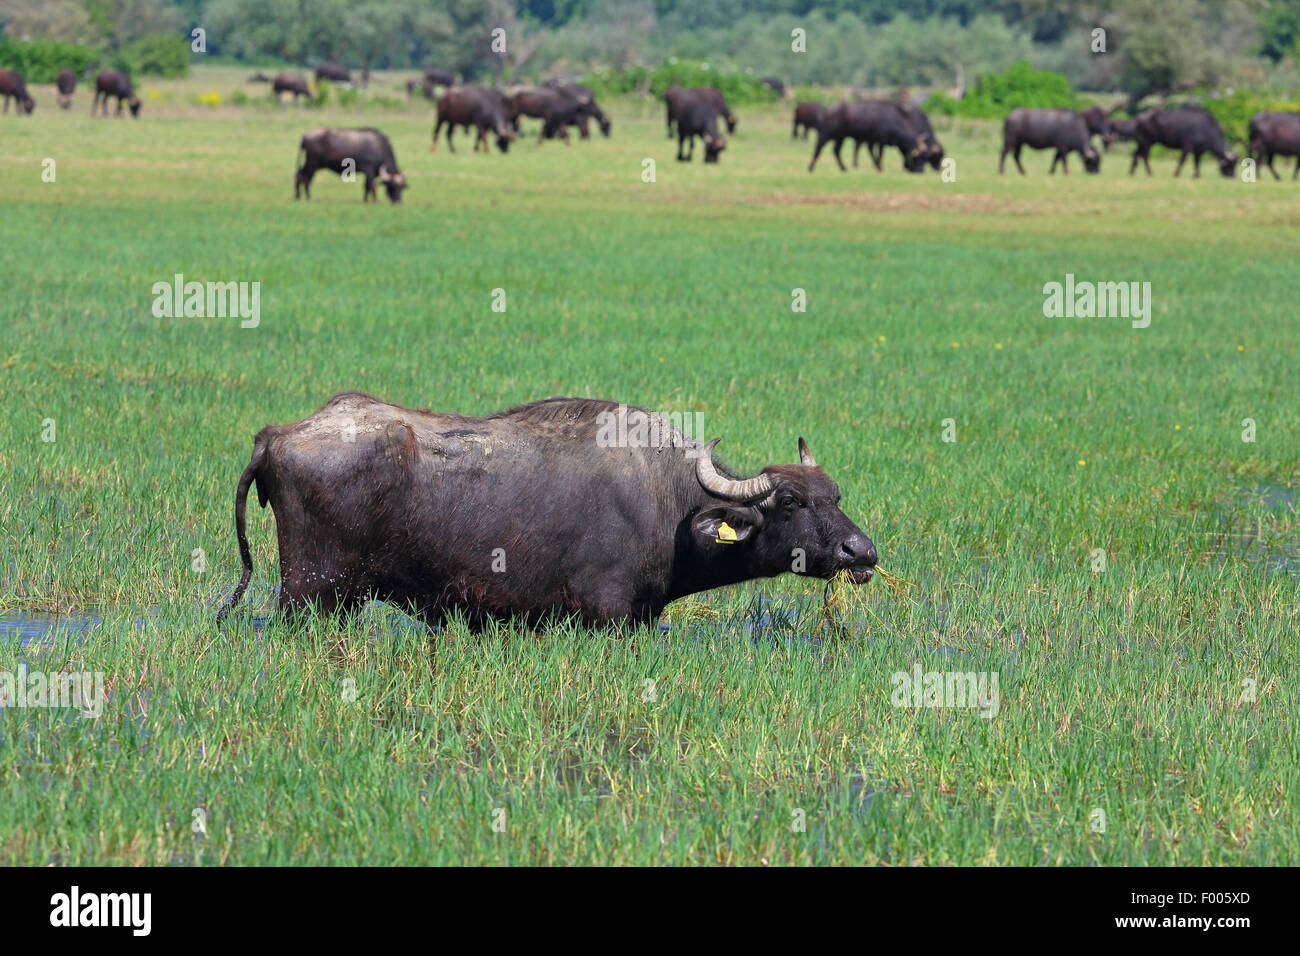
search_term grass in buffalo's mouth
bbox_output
[0,65,1296,865]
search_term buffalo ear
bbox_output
[692,506,762,550]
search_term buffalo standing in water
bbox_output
[217,394,878,628]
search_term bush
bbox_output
[0,39,97,84]
[110,33,190,79]
[581,59,779,107]
[925,61,1082,119]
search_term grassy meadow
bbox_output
[0,65,1296,865]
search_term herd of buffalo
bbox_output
[4,61,1300,202]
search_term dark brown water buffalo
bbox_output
[1128,106,1237,177]
[92,70,140,117]
[507,86,571,138]
[792,102,826,139]
[0,69,36,115]
[808,101,932,174]
[999,107,1100,174]
[1248,110,1300,180]
[424,68,457,88]
[216,393,878,628]
[892,101,944,170]
[314,61,352,85]
[56,68,76,109]
[665,84,736,137]
[272,73,311,101]
[673,91,727,162]
[433,86,516,153]
[295,127,407,203]
[542,78,611,137]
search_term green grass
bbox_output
[0,66,1296,865]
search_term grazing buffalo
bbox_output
[92,70,140,117]
[666,84,736,137]
[272,72,311,101]
[1248,110,1300,180]
[892,101,944,170]
[763,77,788,98]
[314,61,352,85]
[542,78,611,137]
[999,107,1100,174]
[0,69,35,115]
[295,127,407,203]
[433,86,516,153]
[56,68,76,109]
[792,102,826,139]
[672,91,727,162]
[1129,106,1237,177]
[808,101,933,174]
[424,68,458,88]
[216,393,878,628]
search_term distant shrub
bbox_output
[110,33,190,79]
[195,91,222,108]
[925,61,1082,118]
[582,58,779,106]
[0,39,97,84]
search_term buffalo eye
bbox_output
[780,493,798,509]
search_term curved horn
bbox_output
[798,438,817,467]
[696,439,774,501]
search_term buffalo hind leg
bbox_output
[295,165,315,199]
[1293,156,1299,180]
[1173,151,1189,176]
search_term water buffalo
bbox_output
[507,86,573,139]
[1129,106,1237,177]
[0,69,35,115]
[216,393,878,629]
[1248,110,1300,180]
[673,91,727,162]
[314,62,352,85]
[92,70,140,117]
[56,68,76,109]
[891,101,944,171]
[763,77,788,98]
[424,68,458,88]
[542,79,611,138]
[295,127,407,203]
[666,84,736,137]
[808,101,932,174]
[999,107,1100,174]
[1077,105,1113,145]
[792,102,826,139]
[432,86,516,153]
[1107,117,1139,144]
[272,73,311,101]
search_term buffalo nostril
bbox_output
[840,533,876,566]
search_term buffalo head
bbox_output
[1218,149,1238,177]
[693,438,877,584]
[1083,145,1101,173]
[378,165,407,203]
[704,133,726,163]
[128,96,141,117]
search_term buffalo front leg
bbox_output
[1173,150,1188,176]
[1014,146,1026,174]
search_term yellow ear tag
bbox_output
[715,521,738,544]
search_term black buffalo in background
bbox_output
[665,83,737,138]
[433,86,516,153]
[56,68,76,109]
[1000,107,1100,173]
[809,100,939,173]
[0,69,36,115]
[314,62,353,86]
[1128,105,1237,177]
[295,126,408,203]
[792,102,826,139]
[668,88,728,162]
[272,73,311,101]
[1248,110,1300,180]
[93,70,140,117]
